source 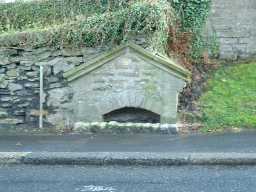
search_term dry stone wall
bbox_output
[0,46,109,129]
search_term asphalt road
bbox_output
[1,131,256,152]
[0,165,256,192]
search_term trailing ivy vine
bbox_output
[170,0,212,60]
[0,0,212,62]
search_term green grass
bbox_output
[199,63,256,131]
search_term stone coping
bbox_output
[64,43,191,82]
[73,122,178,134]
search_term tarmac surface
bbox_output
[1,132,256,191]
[0,131,256,152]
[0,164,255,192]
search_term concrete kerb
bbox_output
[0,152,31,164]
[1,152,256,166]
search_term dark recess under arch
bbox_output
[103,107,160,123]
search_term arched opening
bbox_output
[103,107,160,123]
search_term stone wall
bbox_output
[0,42,187,130]
[0,37,187,130]
[206,0,256,60]
[0,46,108,129]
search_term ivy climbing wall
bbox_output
[206,0,256,60]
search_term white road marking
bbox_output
[76,185,116,192]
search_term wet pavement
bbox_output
[0,164,255,192]
[0,131,256,152]
[1,132,256,191]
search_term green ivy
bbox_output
[0,0,106,32]
[0,0,212,60]
[0,1,174,54]
[170,0,212,60]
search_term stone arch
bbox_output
[97,91,163,118]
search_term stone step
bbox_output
[74,121,178,134]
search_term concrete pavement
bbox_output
[1,131,256,153]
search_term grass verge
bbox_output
[199,62,256,132]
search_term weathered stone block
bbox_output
[0,118,23,125]
[24,82,39,88]
[0,89,10,95]
[64,57,83,65]
[0,108,8,118]
[46,57,74,74]
[6,63,17,69]
[42,66,52,76]
[62,49,83,57]
[6,69,18,78]
[8,83,23,92]
[0,68,6,73]
[37,51,52,61]
[48,82,63,89]
[47,87,73,108]
[18,103,30,107]
[26,71,39,77]
[13,110,26,116]
[0,96,13,102]
[47,76,59,84]
[1,103,12,108]
[0,49,18,57]
[0,74,8,89]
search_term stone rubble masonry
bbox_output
[0,36,189,131]
[0,46,107,129]
[206,0,256,60]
